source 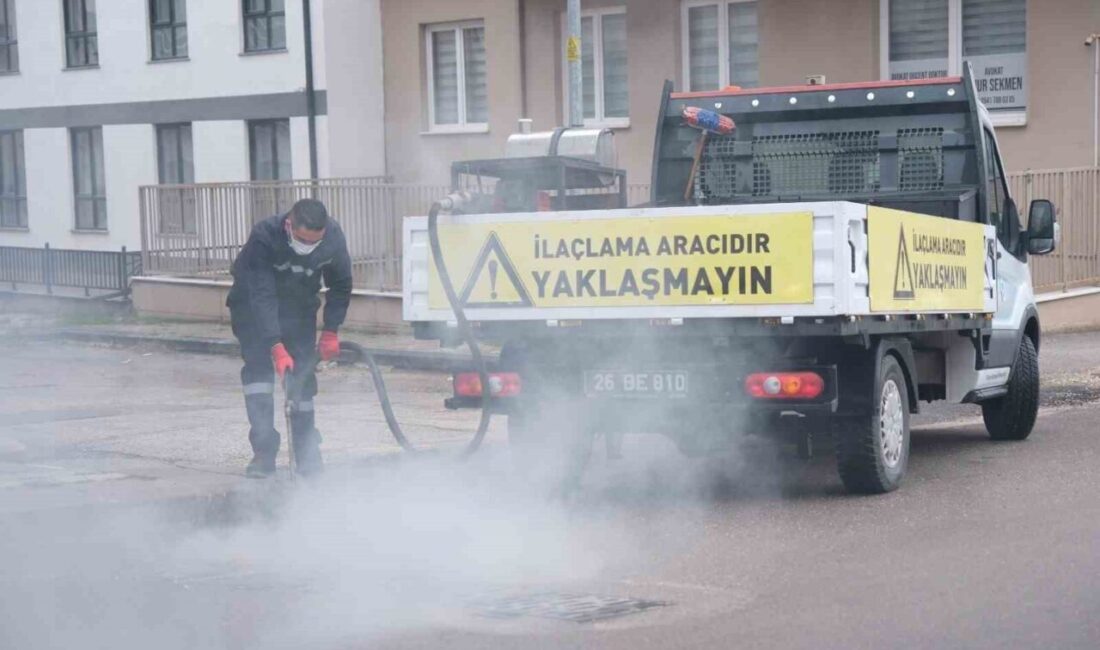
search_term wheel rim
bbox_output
[880,379,904,468]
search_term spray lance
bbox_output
[338,191,494,458]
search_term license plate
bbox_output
[583,370,689,398]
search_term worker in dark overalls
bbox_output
[226,198,353,478]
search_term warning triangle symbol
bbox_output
[459,231,534,308]
[893,227,916,300]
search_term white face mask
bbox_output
[288,236,321,256]
[286,221,323,256]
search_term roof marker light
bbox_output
[866,92,875,100]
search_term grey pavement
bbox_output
[19,314,494,371]
[0,328,1099,649]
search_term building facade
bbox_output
[381,0,1100,188]
[0,0,385,251]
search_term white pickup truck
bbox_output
[404,64,1058,494]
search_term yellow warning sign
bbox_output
[566,36,581,63]
[428,212,814,310]
[868,207,987,312]
[458,232,533,308]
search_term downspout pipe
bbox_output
[1088,33,1100,168]
[303,0,319,180]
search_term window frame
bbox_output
[155,122,194,185]
[680,0,759,92]
[424,20,489,134]
[155,123,197,236]
[559,6,630,129]
[982,127,1018,250]
[247,118,292,181]
[241,0,287,55]
[0,0,19,75]
[878,0,1027,127]
[149,0,188,62]
[63,0,99,69]
[0,129,27,230]
[70,126,108,232]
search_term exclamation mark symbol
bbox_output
[488,260,498,299]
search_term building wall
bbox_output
[382,0,1100,189]
[193,121,250,183]
[381,0,525,185]
[758,0,879,86]
[994,0,1099,171]
[323,0,387,178]
[0,0,384,251]
[0,0,314,113]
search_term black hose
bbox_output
[340,199,493,458]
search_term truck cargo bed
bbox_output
[403,201,996,327]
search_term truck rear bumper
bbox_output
[445,363,840,427]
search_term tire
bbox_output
[835,354,911,494]
[982,335,1039,441]
[508,403,593,494]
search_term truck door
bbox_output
[983,127,1033,370]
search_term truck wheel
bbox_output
[982,336,1039,441]
[508,404,593,494]
[835,354,911,494]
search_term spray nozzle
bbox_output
[437,191,475,212]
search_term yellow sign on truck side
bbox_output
[868,206,988,312]
[428,212,815,310]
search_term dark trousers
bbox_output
[230,308,320,462]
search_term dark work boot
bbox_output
[244,390,280,478]
[245,454,276,478]
[290,406,324,477]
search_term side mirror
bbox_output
[1026,199,1057,255]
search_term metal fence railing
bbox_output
[137,170,1100,294]
[1007,167,1100,292]
[0,244,142,298]
[139,177,447,292]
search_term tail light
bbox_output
[745,372,824,400]
[453,372,522,398]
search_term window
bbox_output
[681,1,758,92]
[150,0,187,60]
[881,0,1027,125]
[71,127,107,231]
[243,0,286,53]
[249,119,291,181]
[983,129,1016,249]
[156,123,196,234]
[156,124,194,185]
[426,21,487,132]
[0,0,18,73]
[562,8,629,127]
[0,130,26,229]
[64,0,98,68]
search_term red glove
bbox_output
[271,342,295,378]
[318,330,340,361]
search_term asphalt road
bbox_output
[1,332,1099,649]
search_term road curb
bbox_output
[47,328,490,372]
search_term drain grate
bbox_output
[471,592,669,623]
